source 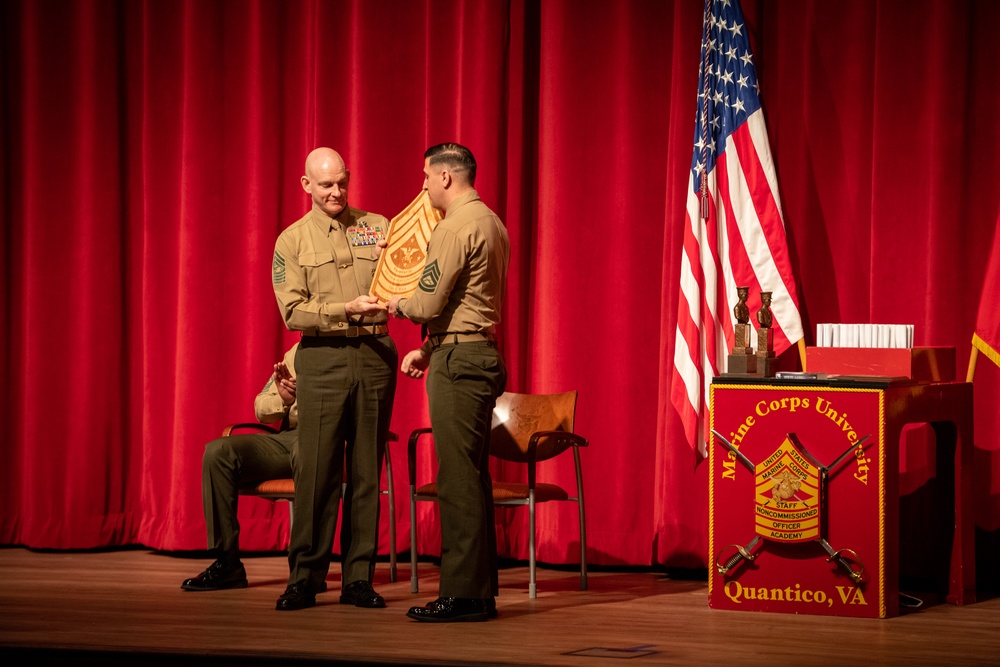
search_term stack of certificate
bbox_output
[815,323,913,348]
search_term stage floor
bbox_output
[1,547,999,666]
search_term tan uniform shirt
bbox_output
[272,207,389,334]
[254,344,299,428]
[398,190,509,341]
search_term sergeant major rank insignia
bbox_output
[755,436,820,543]
[346,223,386,247]
[272,250,286,285]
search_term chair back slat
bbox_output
[490,391,578,462]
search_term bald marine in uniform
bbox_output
[388,143,509,623]
[271,147,398,611]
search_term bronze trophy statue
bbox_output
[725,286,757,375]
[755,291,776,377]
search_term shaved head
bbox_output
[302,147,350,218]
[304,147,346,179]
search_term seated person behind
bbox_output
[182,344,299,591]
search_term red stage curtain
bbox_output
[2,0,999,573]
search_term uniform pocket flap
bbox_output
[298,251,335,267]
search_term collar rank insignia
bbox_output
[347,223,386,247]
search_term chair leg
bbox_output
[388,518,397,582]
[575,448,588,592]
[386,456,397,583]
[578,497,588,591]
[410,486,419,593]
[529,492,537,599]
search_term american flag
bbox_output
[671,0,803,453]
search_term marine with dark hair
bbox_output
[388,142,509,622]
[424,142,478,184]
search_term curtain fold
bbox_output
[3,0,999,572]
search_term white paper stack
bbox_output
[815,323,913,348]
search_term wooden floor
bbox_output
[2,547,1000,666]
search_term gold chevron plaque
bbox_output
[369,191,444,303]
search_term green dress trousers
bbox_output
[427,340,507,599]
[289,334,397,590]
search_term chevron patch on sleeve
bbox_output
[272,250,286,285]
[418,259,441,293]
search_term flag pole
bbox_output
[966,345,978,382]
[797,338,807,372]
[698,0,714,221]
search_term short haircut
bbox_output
[424,143,477,185]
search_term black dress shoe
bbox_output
[340,580,386,608]
[406,597,489,622]
[275,582,316,611]
[180,559,248,591]
[421,595,496,617]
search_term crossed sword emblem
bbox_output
[712,429,871,585]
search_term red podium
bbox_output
[708,376,974,618]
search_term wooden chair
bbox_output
[230,423,398,582]
[407,390,588,598]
